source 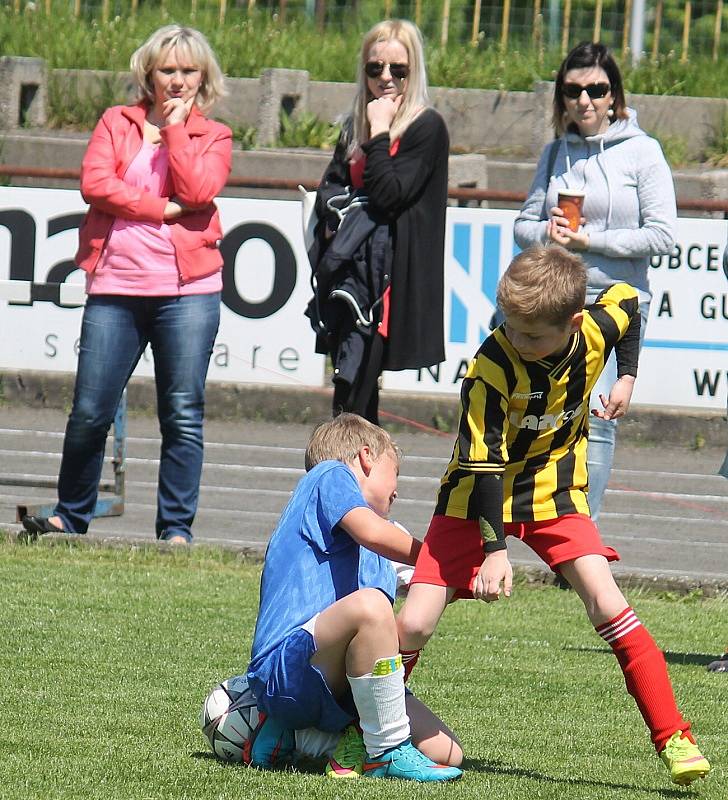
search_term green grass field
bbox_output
[0,534,724,799]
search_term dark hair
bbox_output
[552,41,628,135]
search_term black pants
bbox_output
[332,333,385,425]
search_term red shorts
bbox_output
[412,514,620,599]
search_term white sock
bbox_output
[347,657,410,757]
[294,727,341,758]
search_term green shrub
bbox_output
[276,111,340,150]
[226,123,258,151]
[5,2,728,98]
[705,109,728,168]
[652,132,691,168]
[47,72,130,130]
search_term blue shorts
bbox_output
[248,627,355,733]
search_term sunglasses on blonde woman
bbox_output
[364,61,410,80]
[562,82,611,99]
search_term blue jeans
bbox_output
[586,295,649,521]
[54,293,220,541]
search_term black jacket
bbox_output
[317,108,449,371]
[306,193,392,386]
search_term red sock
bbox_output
[400,648,421,682]
[596,607,691,752]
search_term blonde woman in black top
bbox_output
[311,19,449,424]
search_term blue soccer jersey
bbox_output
[248,460,396,691]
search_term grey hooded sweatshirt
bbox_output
[513,108,676,304]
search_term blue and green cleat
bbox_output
[362,738,462,782]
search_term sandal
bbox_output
[20,515,65,541]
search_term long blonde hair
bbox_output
[346,19,429,156]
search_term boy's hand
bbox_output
[473,550,512,603]
[592,375,635,420]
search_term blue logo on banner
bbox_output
[449,222,520,345]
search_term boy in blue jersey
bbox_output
[397,245,711,787]
[246,413,462,782]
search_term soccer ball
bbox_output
[200,674,261,763]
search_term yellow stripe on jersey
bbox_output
[435,283,639,523]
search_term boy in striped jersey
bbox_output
[397,245,710,786]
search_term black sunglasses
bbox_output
[562,82,611,99]
[364,61,410,80]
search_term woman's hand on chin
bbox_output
[161,96,195,127]
[367,94,403,137]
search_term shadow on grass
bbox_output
[563,645,717,668]
[189,750,327,775]
[464,758,686,797]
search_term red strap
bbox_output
[378,286,391,338]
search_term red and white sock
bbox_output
[596,607,691,752]
[400,648,421,682]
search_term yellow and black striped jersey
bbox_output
[435,283,640,522]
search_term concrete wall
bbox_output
[2,64,728,208]
[41,67,728,160]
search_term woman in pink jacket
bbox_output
[22,24,232,544]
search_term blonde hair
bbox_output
[130,24,226,113]
[305,413,401,472]
[497,245,587,326]
[346,18,429,155]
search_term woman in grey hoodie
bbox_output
[514,42,676,520]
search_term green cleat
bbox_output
[325,723,366,779]
[659,731,711,786]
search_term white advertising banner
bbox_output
[0,188,726,410]
[0,188,326,387]
[384,207,728,411]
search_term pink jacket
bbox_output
[75,103,232,283]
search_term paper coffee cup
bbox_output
[557,189,585,232]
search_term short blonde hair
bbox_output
[346,18,429,155]
[305,413,400,472]
[130,24,226,113]
[497,245,587,326]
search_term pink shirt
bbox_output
[87,140,222,296]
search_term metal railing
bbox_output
[5,394,127,525]
[2,165,728,216]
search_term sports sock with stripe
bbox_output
[400,648,421,682]
[596,606,691,751]
[347,654,410,757]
